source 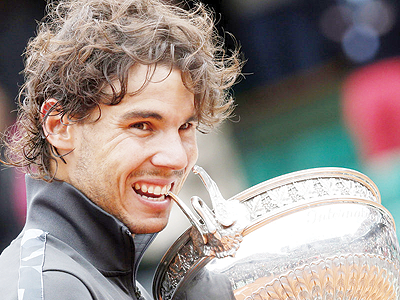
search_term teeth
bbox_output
[142,195,166,201]
[134,183,171,197]
[147,185,154,194]
[161,186,167,195]
[154,186,161,195]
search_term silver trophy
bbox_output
[153,166,400,300]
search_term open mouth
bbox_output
[133,183,172,201]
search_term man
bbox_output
[0,0,242,299]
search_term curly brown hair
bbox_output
[1,0,242,181]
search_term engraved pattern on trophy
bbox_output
[159,231,202,300]
[238,254,400,300]
[241,177,377,223]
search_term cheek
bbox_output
[185,137,199,165]
[103,135,145,164]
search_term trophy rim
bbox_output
[230,166,381,203]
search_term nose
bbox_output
[151,131,189,170]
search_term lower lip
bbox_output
[134,189,171,210]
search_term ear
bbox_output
[41,99,75,153]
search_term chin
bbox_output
[127,218,169,235]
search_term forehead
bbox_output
[98,64,196,121]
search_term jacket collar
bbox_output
[24,176,156,274]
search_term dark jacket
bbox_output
[0,176,156,300]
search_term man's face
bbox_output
[62,65,198,234]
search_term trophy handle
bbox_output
[167,165,246,258]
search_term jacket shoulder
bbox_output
[43,270,93,299]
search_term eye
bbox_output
[179,122,194,130]
[130,122,151,131]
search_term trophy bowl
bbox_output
[153,167,400,300]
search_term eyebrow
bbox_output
[120,110,163,122]
[119,110,198,123]
[185,115,199,123]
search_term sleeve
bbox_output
[43,271,93,300]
